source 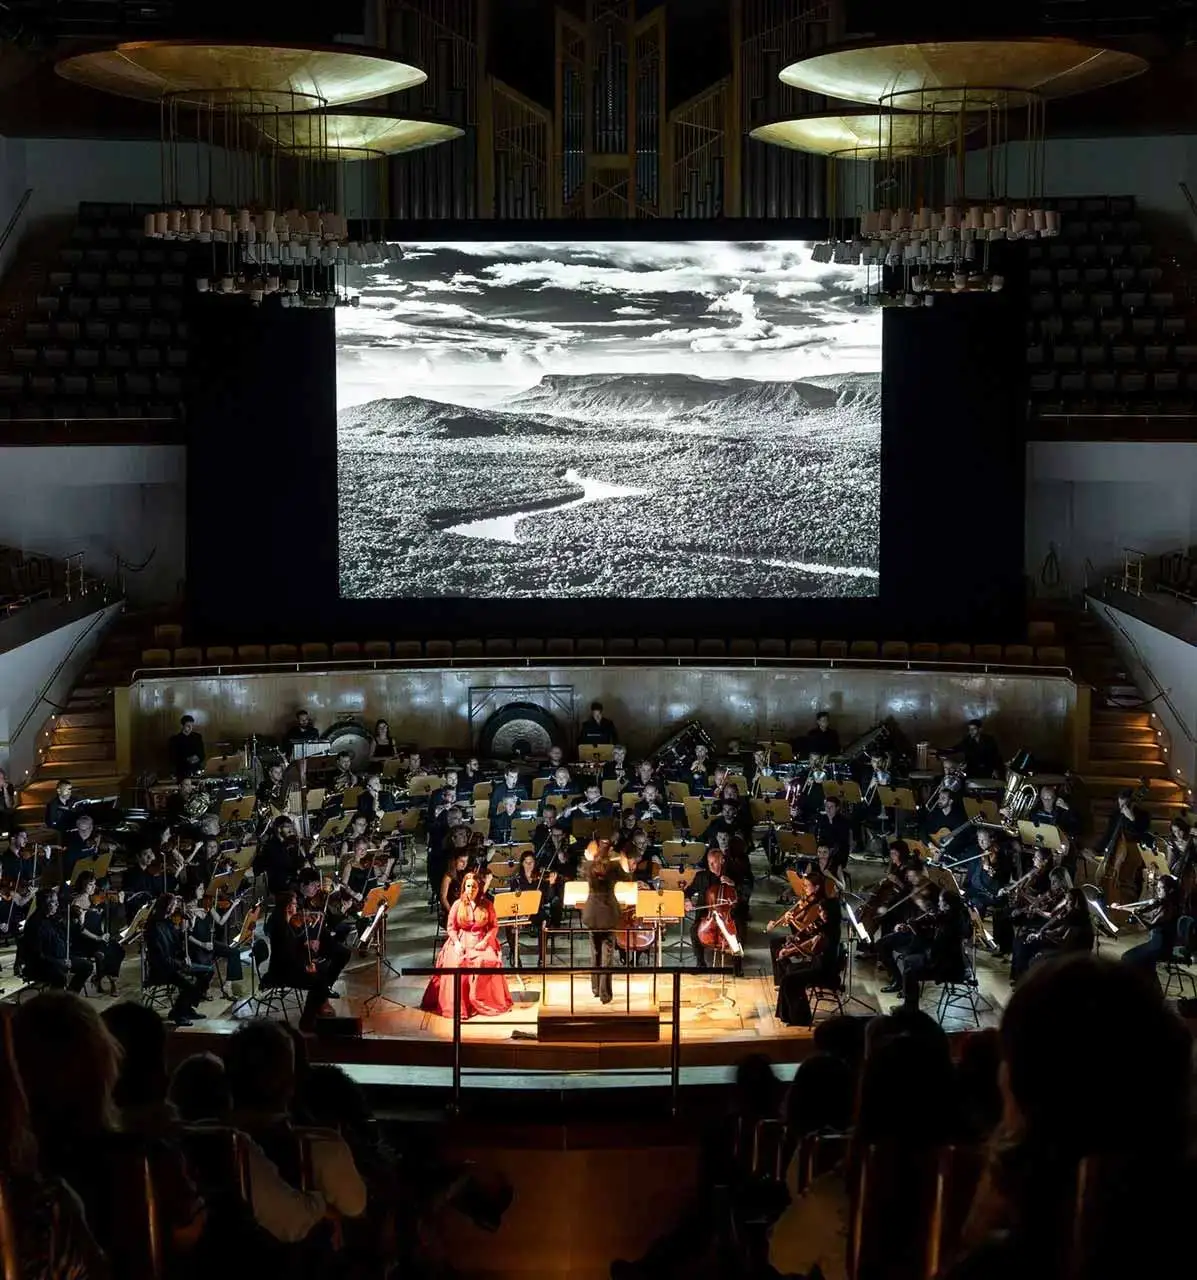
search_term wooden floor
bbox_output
[0,848,1146,1080]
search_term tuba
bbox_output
[1000,760,1038,823]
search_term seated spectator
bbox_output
[945,956,1193,1280]
[12,992,207,1272]
[224,1020,367,1223]
[811,1013,868,1078]
[954,1028,1004,1144]
[102,1000,177,1136]
[168,1052,330,1245]
[0,1016,108,1279]
[779,1051,854,1173]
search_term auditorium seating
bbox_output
[0,201,193,426]
[1025,196,1195,419]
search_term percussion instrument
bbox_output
[325,718,374,772]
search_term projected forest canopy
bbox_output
[336,240,882,599]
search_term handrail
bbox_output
[10,605,116,748]
[128,655,1075,682]
[0,187,32,259]
[403,963,702,1113]
[1090,594,1197,744]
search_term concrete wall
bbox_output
[0,602,122,782]
[1026,442,1197,598]
[126,663,1078,775]
[0,446,186,606]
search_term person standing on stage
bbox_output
[167,715,206,783]
[581,838,630,1004]
[579,700,618,746]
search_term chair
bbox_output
[819,639,848,659]
[235,644,266,661]
[940,642,971,661]
[485,638,514,657]
[206,645,235,663]
[249,938,305,1022]
[515,637,545,657]
[728,638,756,658]
[796,1131,850,1194]
[1005,643,1035,664]
[934,971,982,1027]
[973,643,1003,663]
[173,646,203,666]
[362,640,391,659]
[153,622,183,647]
[178,1125,252,1204]
[1163,921,1197,1000]
[140,648,171,666]
[697,638,727,658]
[880,640,909,661]
[1037,645,1068,665]
[809,950,849,1020]
[268,644,299,662]
[454,639,483,658]
[1026,619,1056,645]
[331,641,361,659]
[392,640,423,659]
[637,637,665,655]
[607,638,635,656]
[575,638,604,656]
[300,642,329,662]
[139,945,176,1014]
[424,640,452,660]
[757,638,786,658]
[666,638,695,657]
[789,638,818,659]
[108,1147,165,1280]
[848,640,879,660]
[546,637,575,657]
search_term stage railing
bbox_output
[398,963,708,1113]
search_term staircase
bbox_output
[1074,610,1188,833]
[15,621,140,834]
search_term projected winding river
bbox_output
[445,469,648,544]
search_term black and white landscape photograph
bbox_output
[336,240,882,599]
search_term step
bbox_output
[39,758,119,779]
[76,671,115,689]
[1087,727,1158,748]
[1082,775,1184,799]
[66,693,112,712]
[44,742,119,764]
[19,773,125,802]
[1090,709,1152,729]
[53,726,115,746]
[1087,738,1161,760]
[1083,757,1169,778]
[54,710,113,729]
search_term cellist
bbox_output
[686,839,752,977]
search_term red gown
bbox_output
[421,898,513,1019]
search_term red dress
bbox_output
[421,898,513,1019]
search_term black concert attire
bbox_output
[804,724,841,759]
[1026,800,1079,840]
[264,906,348,1026]
[953,732,1005,779]
[600,761,632,793]
[541,783,576,820]
[186,907,244,983]
[814,811,853,871]
[72,899,124,980]
[504,866,561,958]
[0,851,37,942]
[774,898,842,1027]
[370,738,396,761]
[61,832,101,884]
[634,796,669,824]
[0,777,17,835]
[1012,898,1093,980]
[579,715,618,746]
[1096,804,1152,853]
[687,862,753,976]
[255,776,287,820]
[924,798,970,860]
[569,796,615,821]
[357,787,398,822]
[963,851,1012,919]
[633,770,667,801]
[286,722,321,755]
[488,780,529,816]
[167,729,206,782]
[458,764,484,792]
[44,795,76,836]
[23,907,91,991]
[687,760,715,795]
[121,864,160,924]
[541,842,579,885]
[145,915,209,1020]
[893,899,971,1010]
[531,822,565,860]
[581,858,629,1002]
[488,810,520,845]
[252,832,304,895]
[629,848,662,885]
[700,814,743,849]
[1122,893,1180,975]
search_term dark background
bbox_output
[186,221,1027,644]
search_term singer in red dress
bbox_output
[421,871,513,1019]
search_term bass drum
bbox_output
[479,702,562,760]
[325,718,374,772]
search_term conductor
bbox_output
[581,838,630,1004]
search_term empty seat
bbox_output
[140,648,172,666]
[666,638,695,656]
[880,641,909,660]
[152,623,183,647]
[268,643,298,661]
[454,639,483,657]
[575,638,604,656]
[425,640,454,660]
[637,637,665,655]
[819,640,847,659]
[173,646,203,666]
[235,644,265,661]
[1005,643,1034,664]
[299,641,329,661]
[910,641,940,662]
[392,640,422,659]
[1037,645,1067,665]
[545,638,575,657]
[940,642,972,661]
[973,643,1003,663]
[728,639,756,658]
[331,641,360,659]
[515,637,545,656]
[207,645,236,662]
[789,639,818,659]
[697,638,727,657]
[484,638,514,656]
[607,638,635,656]
[848,640,879,659]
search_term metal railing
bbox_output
[0,187,32,262]
[401,963,702,1113]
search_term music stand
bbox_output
[119,902,151,946]
[657,867,691,893]
[877,786,917,813]
[662,839,707,868]
[71,852,113,883]
[220,795,258,826]
[494,889,542,985]
[636,888,685,999]
[1140,848,1170,880]
[204,868,245,899]
[381,757,407,778]
[1017,820,1062,851]
[822,780,862,805]
[227,846,257,873]
[963,797,1000,824]
[779,830,817,859]
[361,883,405,1013]
[577,744,614,764]
[290,739,330,789]
[840,902,877,1014]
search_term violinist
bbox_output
[581,839,631,1004]
[121,846,162,923]
[297,868,356,951]
[686,841,751,977]
[145,893,210,1026]
[370,718,396,760]
[0,767,17,835]
[45,779,78,835]
[626,828,663,884]
[511,849,561,932]
[338,836,392,909]
[540,825,579,884]
[885,888,971,1011]
[814,796,852,871]
[329,812,372,863]
[489,767,529,816]
[488,793,522,845]
[633,783,668,825]
[564,783,615,822]
[531,804,565,861]
[579,700,618,746]
[181,880,245,986]
[1012,873,1092,981]
[62,812,101,882]
[68,870,125,994]
[252,816,305,895]
[264,890,347,1031]
[772,866,842,1027]
[1122,874,1182,980]
[19,886,92,993]
[962,829,1012,923]
[1167,818,1197,916]
[0,829,39,948]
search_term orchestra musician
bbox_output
[167,714,206,782]
[951,718,1005,779]
[1095,787,1152,855]
[401,750,424,786]
[357,774,398,825]
[265,890,347,1030]
[180,879,245,986]
[542,767,576,810]
[687,742,714,793]
[563,783,615,822]
[45,779,77,835]
[489,767,529,816]
[1166,818,1197,915]
[687,840,752,977]
[427,769,461,817]
[1026,784,1079,840]
[439,850,472,924]
[165,775,210,827]
[62,812,102,883]
[510,849,562,935]
[581,839,631,1004]
[1011,873,1092,981]
[459,755,484,793]
[578,700,618,746]
[701,799,746,850]
[1122,874,1182,981]
[338,835,391,911]
[602,745,631,793]
[0,830,41,948]
[535,746,566,779]
[488,793,522,845]
[255,761,288,830]
[772,866,842,1027]
[961,829,1013,921]
[427,810,467,898]
[633,759,666,799]
[748,747,777,794]
[885,888,971,1011]
[626,828,663,884]
[67,870,125,995]
[633,783,668,824]
[923,786,970,859]
[328,812,371,864]
[145,892,210,1026]
[297,867,357,953]
[329,751,358,798]
[252,816,305,895]
[0,767,18,835]
[531,805,566,859]
[370,718,396,760]
[422,870,513,1019]
[803,710,841,760]
[18,886,92,993]
[814,795,852,871]
[120,846,161,923]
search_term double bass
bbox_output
[1095,781,1149,907]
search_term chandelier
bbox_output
[56,43,463,306]
[753,38,1148,301]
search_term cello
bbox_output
[696,877,743,956]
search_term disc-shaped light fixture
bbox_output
[778,38,1147,110]
[56,40,427,109]
[750,109,980,158]
[255,111,464,160]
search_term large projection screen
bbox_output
[336,240,882,600]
